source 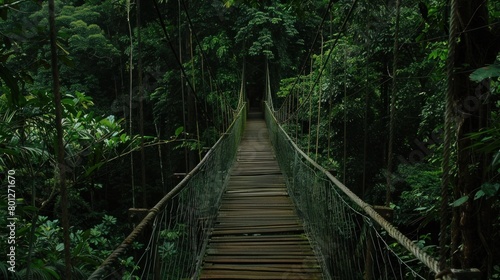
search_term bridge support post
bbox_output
[128,208,149,225]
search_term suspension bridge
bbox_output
[86,64,468,280]
[83,0,487,278]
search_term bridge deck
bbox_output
[199,112,322,279]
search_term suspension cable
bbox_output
[177,0,189,173]
[278,0,336,114]
[179,0,231,109]
[126,0,136,208]
[386,0,401,207]
[440,0,458,271]
[152,0,213,124]
[362,63,369,198]
[343,45,348,185]
[315,33,324,161]
[283,0,359,124]
[307,57,313,155]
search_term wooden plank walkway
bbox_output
[199,112,323,279]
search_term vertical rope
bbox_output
[327,97,332,161]
[327,9,333,163]
[137,0,147,208]
[239,62,245,109]
[295,87,299,143]
[201,51,209,132]
[441,0,458,271]
[126,0,135,208]
[315,32,324,161]
[265,59,270,107]
[190,28,202,161]
[307,58,313,155]
[154,123,166,192]
[363,64,369,198]
[178,0,188,172]
[289,89,293,124]
[343,46,347,184]
[211,78,220,131]
[386,0,401,207]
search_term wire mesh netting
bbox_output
[89,105,246,280]
[265,103,436,280]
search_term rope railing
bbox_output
[264,61,458,278]
[268,95,470,279]
[88,103,246,280]
[264,101,458,280]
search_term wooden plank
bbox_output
[202,264,322,273]
[200,271,322,280]
[198,117,323,279]
[209,235,309,243]
[203,256,315,263]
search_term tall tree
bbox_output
[48,0,72,278]
[451,0,500,275]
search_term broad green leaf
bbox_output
[481,183,500,197]
[452,196,468,207]
[44,267,61,280]
[120,133,128,142]
[56,243,65,252]
[470,64,500,82]
[175,126,184,137]
[493,151,500,167]
[474,190,485,200]
[61,98,75,106]
[85,162,104,176]
[73,230,90,255]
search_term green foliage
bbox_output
[235,3,299,63]
[470,63,500,82]
[0,63,23,107]
[468,123,500,158]
[2,0,121,98]
[466,107,500,201]
[492,265,500,279]
[154,224,189,278]
[201,32,232,60]
[474,183,500,200]
[0,0,497,277]
[0,206,127,279]
[389,164,442,227]
[452,196,469,207]
[175,126,184,137]
[1,90,132,169]
[0,89,145,231]
[389,234,438,279]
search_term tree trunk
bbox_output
[48,0,72,279]
[451,0,500,275]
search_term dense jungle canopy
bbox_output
[0,0,499,279]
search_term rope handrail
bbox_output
[264,59,454,279]
[266,100,441,273]
[88,99,246,280]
